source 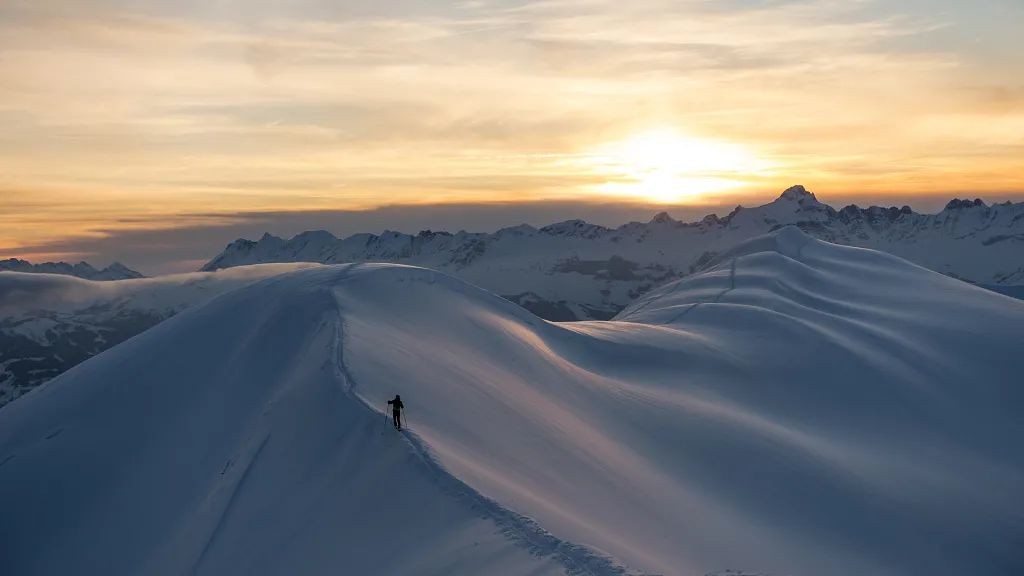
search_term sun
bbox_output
[587,128,768,203]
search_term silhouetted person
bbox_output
[387,394,404,430]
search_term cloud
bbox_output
[1,0,1022,265]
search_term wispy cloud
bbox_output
[1,0,1022,263]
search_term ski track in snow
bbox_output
[191,432,272,575]
[659,257,740,326]
[327,271,639,576]
[630,230,813,327]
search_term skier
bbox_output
[387,394,404,430]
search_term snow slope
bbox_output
[0,264,319,407]
[2,228,1022,575]
[200,185,1024,320]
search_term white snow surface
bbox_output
[0,262,321,318]
[1,228,1022,575]
[0,264,323,406]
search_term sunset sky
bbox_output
[2,0,1022,272]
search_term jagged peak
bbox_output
[416,229,453,238]
[226,237,257,249]
[650,211,676,225]
[496,223,537,236]
[104,262,144,278]
[291,229,337,242]
[541,219,588,232]
[0,258,143,279]
[247,234,283,253]
[722,205,744,223]
[944,198,988,211]
[776,185,821,205]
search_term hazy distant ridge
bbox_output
[0,258,144,281]
[202,186,1024,320]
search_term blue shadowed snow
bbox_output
[2,228,1022,576]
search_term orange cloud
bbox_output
[0,0,1021,257]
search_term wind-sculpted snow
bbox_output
[334,310,632,576]
[2,228,1022,575]
[0,263,320,407]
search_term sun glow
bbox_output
[588,129,771,203]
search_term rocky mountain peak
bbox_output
[778,185,817,203]
[778,186,811,199]
[944,198,987,211]
[650,212,676,225]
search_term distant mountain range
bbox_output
[202,185,1024,320]
[3,186,1022,407]
[0,258,144,280]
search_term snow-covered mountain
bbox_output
[0,258,144,280]
[2,228,1021,575]
[201,185,1024,320]
[0,264,319,407]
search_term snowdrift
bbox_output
[2,227,1022,576]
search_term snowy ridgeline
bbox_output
[5,186,1024,407]
[0,264,321,407]
[201,185,1024,320]
[1,228,1022,576]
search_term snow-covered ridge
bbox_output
[200,185,1024,320]
[2,229,1021,575]
[0,264,320,407]
[0,257,144,280]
